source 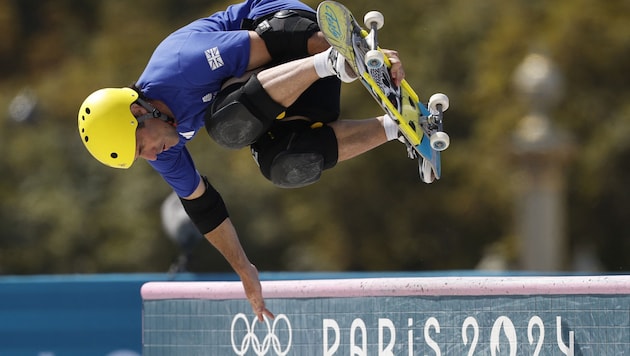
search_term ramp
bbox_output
[142,275,630,355]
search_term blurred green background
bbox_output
[0,0,628,275]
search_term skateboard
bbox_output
[316,1,450,183]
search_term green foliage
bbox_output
[1,0,629,274]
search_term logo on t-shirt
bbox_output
[205,47,224,70]
[179,131,196,140]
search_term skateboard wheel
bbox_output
[428,93,449,112]
[365,49,384,69]
[364,11,384,30]
[430,131,450,151]
[419,159,435,184]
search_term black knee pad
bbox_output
[269,151,325,188]
[252,120,338,188]
[254,10,319,63]
[206,75,285,149]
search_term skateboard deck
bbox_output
[317,1,449,183]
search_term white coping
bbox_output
[141,275,630,300]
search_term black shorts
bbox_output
[285,76,340,123]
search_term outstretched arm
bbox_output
[204,218,274,322]
[183,177,273,322]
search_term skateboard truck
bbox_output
[426,93,450,151]
[363,11,385,69]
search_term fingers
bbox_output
[381,49,405,86]
[256,307,275,322]
[250,295,274,322]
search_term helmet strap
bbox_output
[135,98,176,126]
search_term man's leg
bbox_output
[256,46,357,107]
[205,55,330,149]
[251,55,400,187]
[208,50,401,155]
[205,48,349,150]
[251,114,397,188]
[256,53,399,162]
[256,57,321,108]
[329,116,390,162]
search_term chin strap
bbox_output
[135,97,176,126]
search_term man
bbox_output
[78,0,405,321]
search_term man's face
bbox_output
[130,103,179,161]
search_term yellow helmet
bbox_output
[78,88,139,169]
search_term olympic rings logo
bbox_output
[230,313,292,355]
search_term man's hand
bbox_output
[241,263,275,322]
[202,218,274,322]
[382,49,405,87]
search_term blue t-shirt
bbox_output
[136,0,314,197]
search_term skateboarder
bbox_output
[78,0,405,321]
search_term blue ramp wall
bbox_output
[0,271,421,355]
[0,274,217,356]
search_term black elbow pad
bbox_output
[179,176,229,234]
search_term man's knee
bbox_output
[269,152,325,188]
[252,120,338,188]
[205,74,286,149]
